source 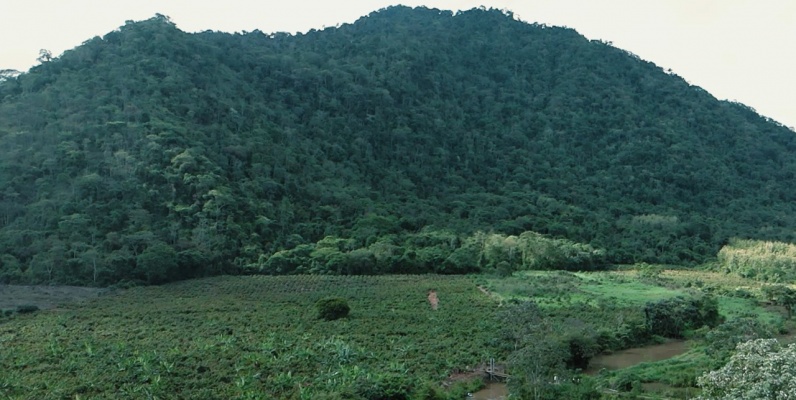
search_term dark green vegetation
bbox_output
[0,306,38,320]
[481,269,790,398]
[2,6,795,398]
[644,296,720,339]
[315,296,350,320]
[12,304,39,314]
[2,270,787,399]
[1,6,796,285]
[0,275,494,399]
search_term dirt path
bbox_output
[0,285,110,310]
[427,290,439,310]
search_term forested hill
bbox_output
[1,7,795,285]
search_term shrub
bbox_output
[353,373,413,400]
[644,295,720,338]
[565,333,599,370]
[15,304,40,314]
[703,316,774,361]
[611,371,641,392]
[316,297,350,321]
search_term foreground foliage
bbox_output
[0,275,498,399]
[697,339,796,399]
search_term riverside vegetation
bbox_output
[2,5,796,399]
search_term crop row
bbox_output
[0,275,500,399]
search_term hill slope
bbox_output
[1,7,795,284]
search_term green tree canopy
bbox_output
[1,6,796,285]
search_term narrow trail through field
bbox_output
[427,290,439,310]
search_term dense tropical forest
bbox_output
[4,6,796,399]
[1,6,796,286]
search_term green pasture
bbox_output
[510,269,783,323]
[575,273,684,306]
[718,297,782,324]
[482,270,686,307]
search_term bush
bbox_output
[611,371,641,392]
[15,304,40,314]
[316,297,350,321]
[644,295,720,338]
[353,373,413,400]
[565,333,599,370]
[703,316,774,361]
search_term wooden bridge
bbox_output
[483,358,511,381]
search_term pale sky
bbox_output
[2,1,794,129]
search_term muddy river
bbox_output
[472,340,689,398]
[472,382,508,400]
[585,340,689,374]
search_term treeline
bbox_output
[1,7,796,285]
[0,225,604,284]
[261,229,604,276]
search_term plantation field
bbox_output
[1,268,791,399]
[0,275,499,399]
[0,285,108,311]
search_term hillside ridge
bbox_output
[1,6,795,285]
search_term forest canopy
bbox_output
[1,7,795,285]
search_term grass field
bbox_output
[575,273,685,306]
[483,269,784,321]
[482,270,684,304]
[0,275,499,399]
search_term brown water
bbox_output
[585,340,689,374]
[472,382,508,400]
[471,341,689,398]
